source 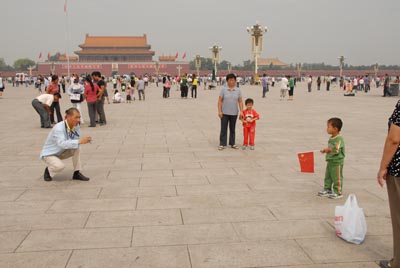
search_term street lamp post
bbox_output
[50,62,56,75]
[227,62,232,73]
[374,63,379,79]
[247,22,268,78]
[296,63,302,79]
[176,65,182,77]
[195,55,201,77]
[209,44,222,78]
[27,65,35,77]
[338,56,345,78]
[154,61,160,77]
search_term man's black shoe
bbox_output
[72,171,90,181]
[44,167,52,181]
[379,260,392,268]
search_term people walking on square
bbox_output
[46,75,63,125]
[326,75,331,91]
[137,76,146,101]
[383,74,392,97]
[261,73,269,98]
[217,73,243,150]
[280,75,289,100]
[60,76,66,93]
[307,75,312,92]
[241,98,259,150]
[288,75,295,100]
[318,117,345,199]
[84,76,99,127]
[191,74,198,98]
[40,107,91,182]
[180,74,188,98]
[0,76,4,98]
[317,76,322,91]
[92,71,107,125]
[67,78,85,124]
[32,93,61,128]
[377,100,400,268]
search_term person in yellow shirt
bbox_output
[191,74,198,98]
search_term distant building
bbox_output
[258,58,288,67]
[75,34,155,62]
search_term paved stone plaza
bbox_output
[0,81,397,267]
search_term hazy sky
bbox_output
[2,0,400,66]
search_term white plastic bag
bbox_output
[334,194,367,244]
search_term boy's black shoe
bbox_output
[72,171,90,181]
[379,260,393,268]
[44,167,52,181]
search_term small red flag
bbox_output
[297,152,314,173]
[64,0,67,12]
[38,52,42,59]
[47,53,51,60]
[182,52,186,59]
[175,52,178,59]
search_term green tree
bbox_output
[13,58,35,71]
[0,58,14,71]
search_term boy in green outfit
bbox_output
[318,118,345,199]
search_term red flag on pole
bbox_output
[297,152,315,173]
[64,0,67,13]
[182,52,186,59]
[38,52,42,59]
[47,53,51,60]
[175,52,178,59]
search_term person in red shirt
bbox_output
[84,76,99,127]
[46,75,62,124]
[241,98,260,150]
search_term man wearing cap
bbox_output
[40,107,92,182]
[32,93,61,128]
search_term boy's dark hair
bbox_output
[328,117,343,131]
[245,98,254,105]
[53,92,61,98]
[91,71,101,78]
[51,75,58,81]
[226,73,236,81]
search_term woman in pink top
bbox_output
[84,76,99,127]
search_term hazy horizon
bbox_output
[2,0,399,66]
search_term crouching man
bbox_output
[40,107,92,181]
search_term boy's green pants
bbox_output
[324,162,344,195]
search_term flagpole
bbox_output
[64,0,71,81]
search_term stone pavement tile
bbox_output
[296,235,392,264]
[0,201,53,215]
[86,209,182,228]
[17,227,132,252]
[48,198,137,213]
[176,184,250,195]
[142,162,202,170]
[181,207,276,224]
[172,168,237,177]
[248,180,321,193]
[0,212,88,231]
[137,195,221,210]
[269,203,338,220]
[188,240,313,268]
[217,192,316,208]
[263,262,380,268]
[108,170,173,179]
[66,246,191,268]
[139,176,209,186]
[362,203,390,217]
[324,216,392,237]
[207,175,278,185]
[0,250,71,268]
[16,188,101,201]
[98,185,177,198]
[0,189,25,201]
[131,223,239,246]
[0,231,29,253]
[233,219,332,241]
[199,160,260,169]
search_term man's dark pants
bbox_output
[49,102,62,124]
[32,99,51,127]
[220,114,238,146]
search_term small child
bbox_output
[241,98,260,150]
[318,117,345,199]
[126,85,132,103]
